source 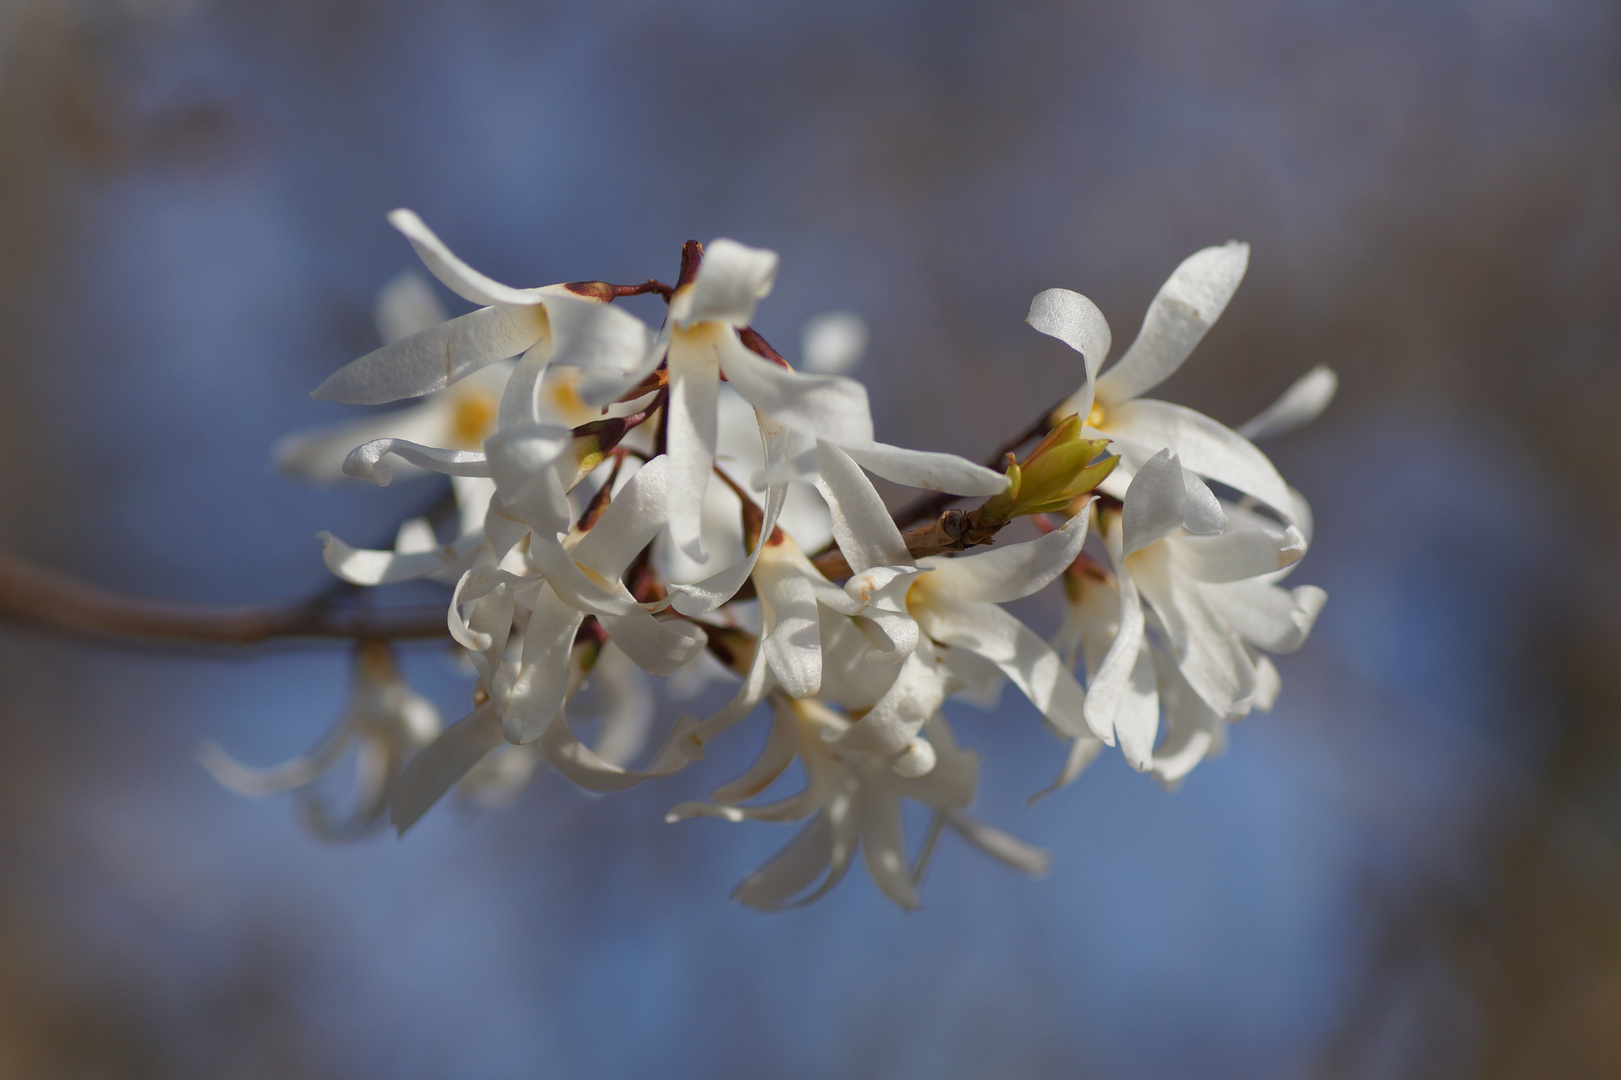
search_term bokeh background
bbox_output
[0,0,1617,1076]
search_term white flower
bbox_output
[659,239,1007,561]
[1074,448,1324,773]
[1026,243,1325,528]
[198,642,441,838]
[273,271,507,537]
[667,699,1048,911]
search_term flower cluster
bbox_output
[205,214,1333,909]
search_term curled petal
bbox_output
[343,439,490,486]
[719,332,875,446]
[1107,399,1296,526]
[665,329,721,561]
[1028,288,1112,423]
[945,810,1051,876]
[315,304,546,405]
[669,238,778,328]
[1095,241,1249,406]
[540,713,700,793]
[273,401,447,483]
[388,209,548,308]
[1028,735,1105,803]
[319,531,483,587]
[858,786,919,910]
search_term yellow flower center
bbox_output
[450,392,498,446]
[1086,402,1107,428]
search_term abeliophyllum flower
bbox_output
[669,699,1048,911]
[200,642,441,838]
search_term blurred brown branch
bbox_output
[0,550,446,646]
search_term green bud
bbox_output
[978,415,1117,524]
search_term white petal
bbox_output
[759,566,823,698]
[596,607,707,678]
[917,509,1089,604]
[731,814,835,910]
[1028,287,1111,422]
[692,643,776,745]
[1128,544,1256,716]
[391,705,506,834]
[840,441,1009,496]
[1237,365,1338,441]
[1107,398,1297,525]
[1111,637,1161,772]
[343,439,490,486]
[497,337,554,431]
[197,723,352,797]
[543,292,658,407]
[315,304,546,405]
[273,401,447,482]
[815,441,911,573]
[666,331,721,561]
[1094,241,1249,405]
[858,787,920,910]
[719,331,875,445]
[571,455,671,580]
[800,311,867,375]
[540,713,700,792]
[944,810,1051,876]
[1081,519,1140,745]
[1121,449,1195,555]
[1028,735,1105,803]
[503,589,584,744]
[669,238,778,328]
[1204,580,1327,654]
[387,209,548,308]
[1249,649,1282,711]
[709,699,799,805]
[1168,525,1306,583]
[319,530,483,587]
[587,645,656,767]
[484,424,573,535]
[839,649,949,756]
[915,598,1089,739]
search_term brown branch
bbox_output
[0,550,448,647]
[810,507,1009,580]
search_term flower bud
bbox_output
[978,414,1117,524]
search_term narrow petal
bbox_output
[666,331,720,561]
[840,441,1008,496]
[503,590,585,744]
[914,598,1089,739]
[273,402,446,482]
[917,509,1089,604]
[1204,580,1327,654]
[596,607,707,678]
[588,645,655,767]
[1028,735,1105,803]
[571,455,672,580]
[1095,241,1249,405]
[1237,365,1338,441]
[944,810,1051,876]
[1168,525,1306,584]
[539,713,700,793]
[815,441,912,573]
[731,814,835,910]
[1112,638,1161,772]
[839,650,949,756]
[1128,544,1257,716]
[485,423,573,535]
[315,304,546,405]
[669,238,778,328]
[391,705,505,834]
[1107,398,1296,525]
[858,787,920,910]
[319,531,483,587]
[197,722,353,797]
[759,567,823,698]
[1081,521,1141,745]
[719,332,875,445]
[343,439,490,486]
[709,700,799,805]
[387,209,547,307]
[543,292,658,407]
[800,311,867,374]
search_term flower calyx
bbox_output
[976,414,1115,527]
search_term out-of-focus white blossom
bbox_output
[200,642,440,838]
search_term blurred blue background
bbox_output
[0,0,1618,1076]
